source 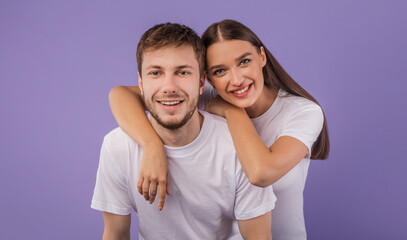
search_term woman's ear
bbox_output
[137,72,143,95]
[205,72,214,86]
[260,46,267,67]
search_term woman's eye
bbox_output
[240,59,251,65]
[213,69,224,75]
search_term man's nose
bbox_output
[230,68,244,86]
[162,74,177,94]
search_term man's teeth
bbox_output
[160,101,181,106]
[233,85,250,94]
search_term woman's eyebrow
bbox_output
[209,64,226,72]
[235,52,252,62]
[209,52,253,71]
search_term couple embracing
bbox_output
[92,20,329,240]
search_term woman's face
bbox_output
[206,39,267,109]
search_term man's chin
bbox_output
[147,98,198,131]
[160,122,186,130]
[152,116,189,130]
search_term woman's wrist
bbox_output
[138,133,164,149]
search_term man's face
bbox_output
[139,45,204,130]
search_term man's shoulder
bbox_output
[104,127,130,142]
[200,111,231,135]
[198,111,236,153]
[201,110,227,127]
[103,127,138,156]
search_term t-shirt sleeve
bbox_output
[91,138,132,215]
[234,160,277,220]
[280,103,324,155]
[197,84,218,110]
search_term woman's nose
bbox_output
[230,68,244,86]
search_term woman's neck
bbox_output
[245,86,277,118]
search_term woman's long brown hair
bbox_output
[202,19,330,160]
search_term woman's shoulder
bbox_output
[278,89,321,112]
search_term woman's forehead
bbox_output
[206,40,258,65]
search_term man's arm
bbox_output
[102,212,131,240]
[238,212,272,240]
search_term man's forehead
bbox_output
[145,64,195,70]
[141,45,198,69]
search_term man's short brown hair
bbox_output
[136,23,206,77]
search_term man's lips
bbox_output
[157,100,184,106]
[155,99,185,111]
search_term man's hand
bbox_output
[136,144,170,211]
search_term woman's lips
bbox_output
[229,83,253,98]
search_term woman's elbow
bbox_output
[247,168,276,188]
[109,85,126,100]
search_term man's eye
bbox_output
[149,71,160,76]
[240,59,251,65]
[178,71,189,75]
[213,69,224,75]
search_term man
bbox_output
[91,23,276,239]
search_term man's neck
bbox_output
[151,110,204,148]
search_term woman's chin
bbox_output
[230,99,255,109]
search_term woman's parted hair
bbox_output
[136,23,206,77]
[202,20,330,160]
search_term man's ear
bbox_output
[199,72,206,95]
[138,72,143,95]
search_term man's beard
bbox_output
[145,94,199,130]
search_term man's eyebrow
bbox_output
[209,52,253,72]
[175,65,194,70]
[146,65,162,70]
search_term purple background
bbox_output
[1,0,406,239]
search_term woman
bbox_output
[109,20,329,239]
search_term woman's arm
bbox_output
[226,107,307,187]
[206,97,308,187]
[109,86,169,210]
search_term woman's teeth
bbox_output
[232,85,250,94]
[160,101,181,106]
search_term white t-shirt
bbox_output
[91,111,276,240]
[200,85,324,240]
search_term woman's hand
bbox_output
[205,95,240,118]
[136,144,170,211]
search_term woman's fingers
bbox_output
[166,178,171,195]
[137,172,169,208]
[149,179,158,204]
[137,175,144,195]
[142,178,150,201]
[157,177,168,211]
